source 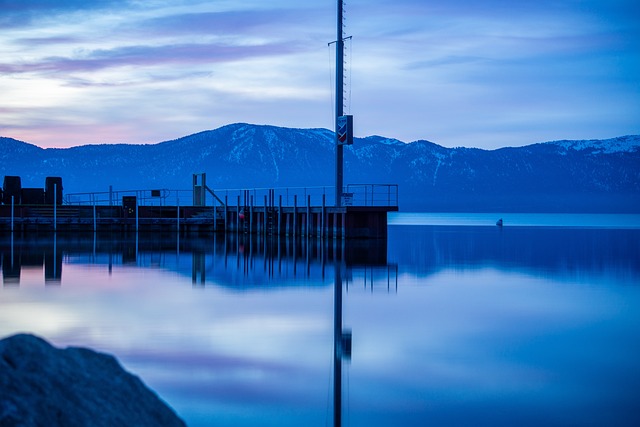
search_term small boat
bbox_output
[496,218,503,227]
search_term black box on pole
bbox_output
[2,176,22,205]
[45,177,63,205]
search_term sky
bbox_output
[1,0,639,149]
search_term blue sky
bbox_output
[1,0,638,149]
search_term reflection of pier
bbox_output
[0,233,397,289]
[1,234,62,285]
[0,231,394,427]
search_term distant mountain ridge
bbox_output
[2,124,639,212]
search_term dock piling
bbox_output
[307,195,311,237]
[322,194,326,238]
[53,183,57,232]
[278,195,282,236]
[224,195,228,233]
[294,195,298,238]
[236,195,240,234]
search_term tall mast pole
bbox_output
[335,0,344,207]
[334,3,345,426]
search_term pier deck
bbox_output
[0,204,397,239]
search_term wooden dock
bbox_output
[1,184,398,238]
[0,203,397,238]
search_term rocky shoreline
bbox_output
[0,334,186,427]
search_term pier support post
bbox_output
[322,194,326,238]
[11,195,14,232]
[264,195,268,236]
[278,195,282,236]
[53,183,57,232]
[285,210,290,236]
[237,195,240,234]
[213,199,217,233]
[294,196,298,238]
[250,195,254,234]
[307,195,311,237]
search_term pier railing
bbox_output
[64,189,173,207]
[344,184,399,207]
[64,184,398,208]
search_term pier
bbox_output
[0,184,398,238]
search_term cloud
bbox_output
[139,9,305,37]
[0,0,127,27]
[14,36,82,46]
[0,42,304,76]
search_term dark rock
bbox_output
[0,334,186,427]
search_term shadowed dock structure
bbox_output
[0,185,398,239]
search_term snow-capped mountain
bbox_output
[1,123,639,212]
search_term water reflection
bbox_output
[388,225,640,281]
[1,226,639,427]
[2,234,63,285]
[0,232,383,427]
[0,232,397,289]
[4,226,638,288]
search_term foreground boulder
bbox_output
[0,334,186,427]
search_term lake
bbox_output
[1,213,640,426]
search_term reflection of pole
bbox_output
[333,263,342,427]
[53,232,57,280]
[10,229,14,268]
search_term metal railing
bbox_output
[345,184,399,207]
[64,184,398,208]
[64,189,173,206]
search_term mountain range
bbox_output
[2,123,639,212]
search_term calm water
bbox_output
[1,213,640,427]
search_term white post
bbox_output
[93,203,97,232]
[322,194,326,239]
[10,195,14,232]
[135,200,139,231]
[307,195,311,237]
[177,198,180,232]
[53,183,57,232]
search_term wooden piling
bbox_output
[293,195,297,238]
